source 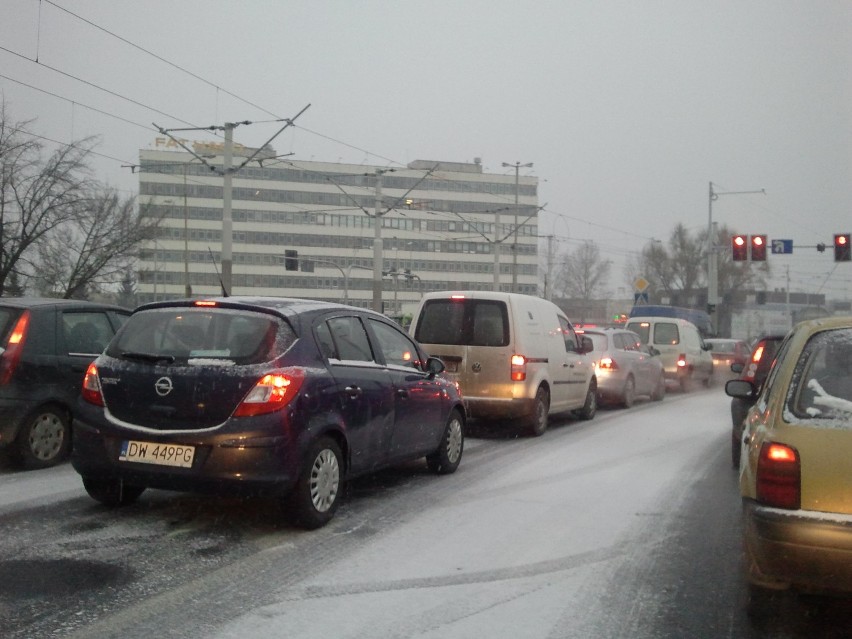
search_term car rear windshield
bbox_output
[709,341,737,353]
[107,307,296,365]
[787,327,852,424]
[584,332,608,351]
[415,299,509,347]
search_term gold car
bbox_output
[726,316,852,594]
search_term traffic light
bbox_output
[284,249,298,271]
[732,235,748,261]
[835,233,852,262]
[750,235,767,261]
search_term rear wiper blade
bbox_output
[121,351,176,364]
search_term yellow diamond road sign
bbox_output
[633,277,650,292]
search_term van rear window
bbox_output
[653,323,680,345]
[415,299,508,347]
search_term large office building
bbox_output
[136,144,539,316]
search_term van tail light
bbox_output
[510,354,527,381]
[677,354,687,368]
[81,363,105,406]
[756,442,800,509]
[233,369,305,417]
[598,356,618,371]
[0,311,31,385]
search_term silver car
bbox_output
[582,327,666,407]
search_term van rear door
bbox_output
[412,297,512,400]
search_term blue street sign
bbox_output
[634,292,649,303]
[771,239,793,254]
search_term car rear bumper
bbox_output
[71,416,301,498]
[464,396,536,421]
[744,499,852,592]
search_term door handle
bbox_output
[396,389,409,398]
[344,385,362,399]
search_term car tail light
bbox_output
[677,354,687,368]
[597,356,618,371]
[81,363,105,406]
[742,343,766,380]
[510,354,526,381]
[756,442,800,509]
[233,369,305,417]
[0,310,30,385]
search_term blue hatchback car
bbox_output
[72,297,465,529]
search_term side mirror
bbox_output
[725,379,756,400]
[426,356,445,377]
[580,335,594,354]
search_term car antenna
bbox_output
[207,247,229,297]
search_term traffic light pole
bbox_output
[707,182,765,334]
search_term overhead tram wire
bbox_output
[43,0,284,122]
[12,6,486,188]
[0,45,207,132]
[0,72,155,133]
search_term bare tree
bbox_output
[34,189,161,299]
[555,240,612,301]
[0,100,97,296]
[641,223,704,298]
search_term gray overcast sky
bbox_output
[1,0,850,299]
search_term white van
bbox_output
[410,291,597,435]
[624,316,714,391]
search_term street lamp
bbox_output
[502,161,533,293]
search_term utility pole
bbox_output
[182,163,191,297]
[707,181,765,334]
[155,103,309,297]
[503,161,533,293]
[372,169,387,312]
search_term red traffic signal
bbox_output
[750,235,767,261]
[732,235,748,261]
[835,233,852,262]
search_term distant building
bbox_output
[136,150,539,314]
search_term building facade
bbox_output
[136,149,539,316]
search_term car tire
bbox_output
[82,477,145,507]
[285,436,343,530]
[679,372,694,393]
[427,409,464,474]
[576,381,597,420]
[12,403,71,470]
[621,376,636,408]
[526,386,550,437]
[650,374,665,401]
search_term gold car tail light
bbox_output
[756,442,801,509]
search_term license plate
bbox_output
[444,360,458,372]
[119,440,195,468]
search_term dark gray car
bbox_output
[0,298,130,469]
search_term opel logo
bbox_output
[154,377,174,397]
[471,362,482,373]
